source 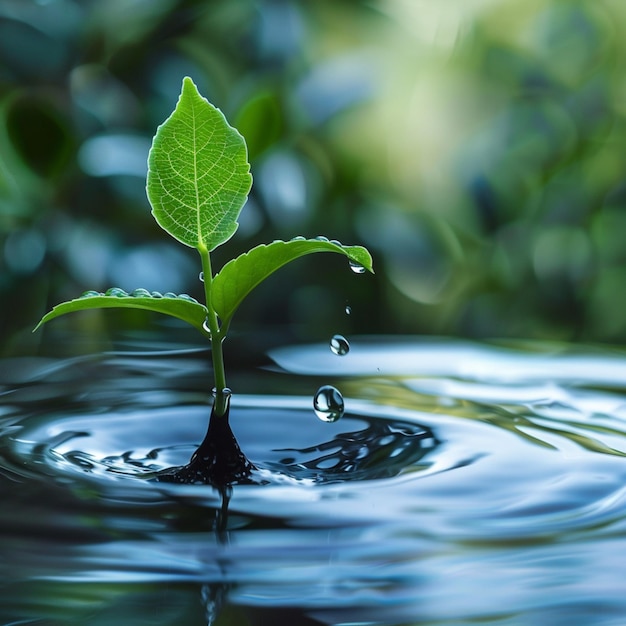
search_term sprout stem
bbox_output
[199,244,229,417]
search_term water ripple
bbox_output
[2,340,626,624]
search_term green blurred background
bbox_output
[2,0,625,356]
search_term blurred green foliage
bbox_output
[2,0,626,355]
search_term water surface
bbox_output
[2,337,626,625]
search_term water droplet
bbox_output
[330,334,350,356]
[211,387,232,409]
[105,287,128,297]
[313,385,344,423]
[177,293,197,302]
[199,271,204,282]
[202,318,212,335]
[349,260,366,274]
[315,236,329,242]
[131,288,150,298]
[345,305,352,315]
[163,292,176,298]
[80,290,100,298]
[330,239,342,246]
[151,291,163,298]
[291,236,306,241]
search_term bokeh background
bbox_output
[2,0,626,356]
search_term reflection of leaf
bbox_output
[146,77,252,251]
[34,292,208,334]
[212,238,374,325]
[346,378,626,458]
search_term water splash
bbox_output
[313,385,345,422]
[330,334,350,356]
[212,387,232,400]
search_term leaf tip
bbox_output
[32,317,46,333]
[181,75,197,93]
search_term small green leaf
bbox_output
[212,238,374,325]
[146,77,252,251]
[33,292,209,334]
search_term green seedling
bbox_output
[35,77,373,418]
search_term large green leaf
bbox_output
[146,77,252,251]
[34,290,208,334]
[212,238,374,325]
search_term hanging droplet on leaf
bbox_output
[348,260,366,274]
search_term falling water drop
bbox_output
[345,305,352,315]
[330,334,350,356]
[313,385,344,423]
[199,271,204,282]
[348,260,366,274]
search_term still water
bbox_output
[2,337,626,625]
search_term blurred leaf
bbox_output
[146,76,252,251]
[0,96,43,229]
[235,91,283,158]
[6,96,73,178]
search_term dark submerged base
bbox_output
[156,400,255,486]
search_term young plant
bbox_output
[35,77,373,418]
